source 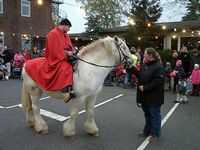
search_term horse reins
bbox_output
[72,42,130,68]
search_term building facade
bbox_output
[0,0,62,52]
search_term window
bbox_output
[0,32,4,46]
[21,0,31,17]
[0,0,3,13]
[21,34,31,50]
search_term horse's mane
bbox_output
[78,37,113,57]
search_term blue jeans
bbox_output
[123,72,132,87]
[141,105,161,138]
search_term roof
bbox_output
[157,21,200,29]
[100,21,200,33]
[69,20,200,37]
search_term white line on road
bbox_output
[18,94,124,122]
[0,96,50,109]
[136,102,180,150]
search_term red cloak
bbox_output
[25,27,73,91]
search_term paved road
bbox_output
[0,79,200,150]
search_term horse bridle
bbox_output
[72,42,130,68]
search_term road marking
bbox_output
[40,109,68,121]
[18,94,124,122]
[0,96,50,109]
[5,105,19,109]
[161,103,180,126]
[137,102,180,150]
[64,94,124,121]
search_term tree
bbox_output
[125,0,162,48]
[182,0,200,21]
[76,0,129,39]
[81,13,101,40]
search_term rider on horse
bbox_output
[25,18,76,103]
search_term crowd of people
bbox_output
[0,46,44,80]
[104,45,200,98]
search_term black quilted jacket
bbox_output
[128,60,166,106]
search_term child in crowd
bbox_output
[164,62,172,91]
[170,59,188,103]
[190,64,200,96]
[13,51,24,69]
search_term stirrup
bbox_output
[61,86,76,103]
[62,91,76,103]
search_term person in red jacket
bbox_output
[25,18,76,102]
[190,64,200,96]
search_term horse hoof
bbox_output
[88,132,99,137]
[35,127,48,134]
[39,129,49,135]
[94,133,99,137]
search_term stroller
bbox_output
[12,59,24,78]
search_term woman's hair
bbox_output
[145,47,161,62]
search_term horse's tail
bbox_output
[21,78,32,111]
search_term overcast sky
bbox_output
[60,0,187,33]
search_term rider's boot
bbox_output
[61,85,76,103]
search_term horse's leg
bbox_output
[63,97,81,139]
[22,83,35,128]
[29,87,48,134]
[84,95,99,136]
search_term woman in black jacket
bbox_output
[128,47,165,142]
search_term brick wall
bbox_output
[0,0,55,51]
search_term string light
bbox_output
[172,35,176,39]
[129,19,136,25]
[147,22,151,27]
[162,25,166,30]
[37,0,43,5]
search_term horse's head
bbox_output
[112,36,133,67]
